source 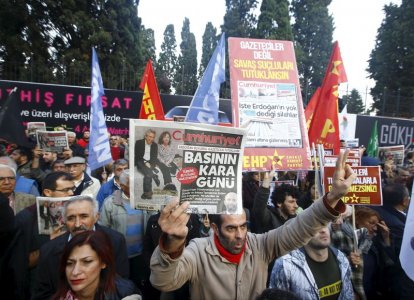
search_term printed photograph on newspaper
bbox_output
[27,122,46,140]
[129,119,246,214]
[36,130,69,153]
[36,196,71,235]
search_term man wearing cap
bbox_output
[64,156,100,199]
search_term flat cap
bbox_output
[64,156,86,165]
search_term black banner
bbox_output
[0,80,232,137]
[355,115,414,149]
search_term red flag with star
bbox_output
[138,60,165,120]
[304,87,321,130]
[307,41,347,154]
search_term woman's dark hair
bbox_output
[158,131,172,145]
[355,206,381,228]
[52,230,116,300]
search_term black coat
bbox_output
[134,138,158,168]
[32,224,129,300]
[0,203,37,300]
[372,205,414,299]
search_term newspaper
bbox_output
[27,122,46,140]
[237,82,302,148]
[36,130,69,152]
[36,196,71,235]
[129,120,246,214]
[378,145,405,166]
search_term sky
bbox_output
[139,0,401,109]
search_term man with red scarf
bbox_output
[150,150,357,300]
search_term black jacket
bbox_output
[134,139,158,168]
[0,203,37,300]
[32,224,129,300]
[252,186,289,233]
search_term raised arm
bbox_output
[252,171,274,233]
[258,149,357,260]
[158,199,190,255]
[325,149,357,207]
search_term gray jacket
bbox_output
[150,198,342,300]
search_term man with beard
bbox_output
[32,195,129,300]
[269,226,354,300]
[150,150,356,300]
[9,146,33,179]
[76,130,90,149]
[253,179,300,234]
[218,192,238,214]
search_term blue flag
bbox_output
[185,33,225,124]
[400,183,414,281]
[88,48,112,170]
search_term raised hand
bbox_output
[326,149,357,206]
[262,170,275,188]
[349,251,361,269]
[158,198,190,253]
[377,220,391,246]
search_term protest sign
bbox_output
[36,196,71,235]
[129,119,246,213]
[324,155,360,167]
[36,130,68,152]
[228,38,311,171]
[378,145,405,166]
[323,166,382,205]
[345,138,359,148]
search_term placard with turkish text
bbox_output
[228,38,311,171]
[323,166,382,205]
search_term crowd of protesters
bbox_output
[1,129,413,300]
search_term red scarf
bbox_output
[214,234,246,264]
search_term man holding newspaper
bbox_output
[150,150,357,300]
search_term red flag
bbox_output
[138,60,165,120]
[307,41,347,154]
[304,87,321,130]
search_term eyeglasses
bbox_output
[53,186,76,193]
[0,176,16,182]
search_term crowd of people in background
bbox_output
[0,129,413,300]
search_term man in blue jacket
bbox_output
[269,226,354,299]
